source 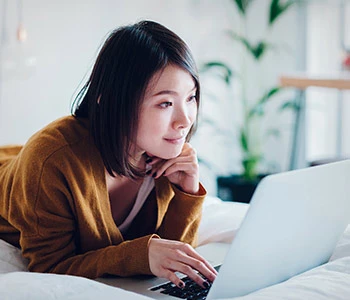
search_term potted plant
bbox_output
[199,0,299,203]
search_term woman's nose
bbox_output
[173,107,192,129]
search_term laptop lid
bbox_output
[207,160,350,299]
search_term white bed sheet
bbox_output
[0,271,152,300]
[0,196,349,300]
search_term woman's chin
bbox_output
[151,149,182,160]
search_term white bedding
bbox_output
[0,196,349,300]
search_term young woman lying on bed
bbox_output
[0,20,217,290]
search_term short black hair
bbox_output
[72,20,200,178]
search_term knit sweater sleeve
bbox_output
[155,179,207,247]
[16,145,157,279]
[24,233,156,279]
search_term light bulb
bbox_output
[0,25,37,81]
[17,24,27,42]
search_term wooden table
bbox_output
[280,73,350,90]
[279,73,350,170]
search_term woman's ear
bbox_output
[97,95,101,104]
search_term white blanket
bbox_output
[0,272,151,300]
[0,196,349,300]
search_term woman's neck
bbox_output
[105,171,144,227]
[129,150,147,171]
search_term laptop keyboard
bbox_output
[149,265,220,300]
[150,276,210,299]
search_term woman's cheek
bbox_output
[189,106,197,125]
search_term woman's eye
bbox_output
[159,101,173,108]
[188,95,197,102]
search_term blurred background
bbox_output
[0,0,349,197]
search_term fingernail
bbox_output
[178,282,184,289]
[203,281,210,289]
[152,172,157,178]
[146,169,152,175]
[146,157,152,164]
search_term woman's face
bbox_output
[135,64,197,160]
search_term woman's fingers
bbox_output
[176,243,218,281]
[150,147,197,178]
[146,143,196,175]
[159,268,185,289]
[157,162,196,178]
[165,259,209,288]
[145,155,163,166]
[152,157,193,177]
[145,143,199,194]
[148,239,217,289]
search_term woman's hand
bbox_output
[147,143,199,194]
[148,238,217,288]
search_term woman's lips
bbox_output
[164,136,185,144]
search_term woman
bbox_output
[0,20,217,289]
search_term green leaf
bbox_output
[228,32,270,61]
[200,61,234,85]
[269,0,295,26]
[240,129,249,153]
[248,103,265,118]
[248,86,283,118]
[279,100,301,112]
[232,0,254,17]
[242,154,262,181]
[260,86,282,104]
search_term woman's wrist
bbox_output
[172,182,206,197]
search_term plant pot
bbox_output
[217,174,268,203]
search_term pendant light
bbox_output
[0,0,37,81]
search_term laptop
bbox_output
[96,160,350,299]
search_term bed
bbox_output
[1,196,350,300]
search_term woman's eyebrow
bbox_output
[152,90,177,97]
[152,86,196,97]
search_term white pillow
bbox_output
[197,196,249,246]
[0,239,28,273]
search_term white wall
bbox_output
[306,0,350,162]
[0,0,214,145]
[0,0,299,195]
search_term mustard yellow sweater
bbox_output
[0,116,206,279]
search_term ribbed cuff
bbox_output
[119,234,160,275]
[171,182,207,198]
